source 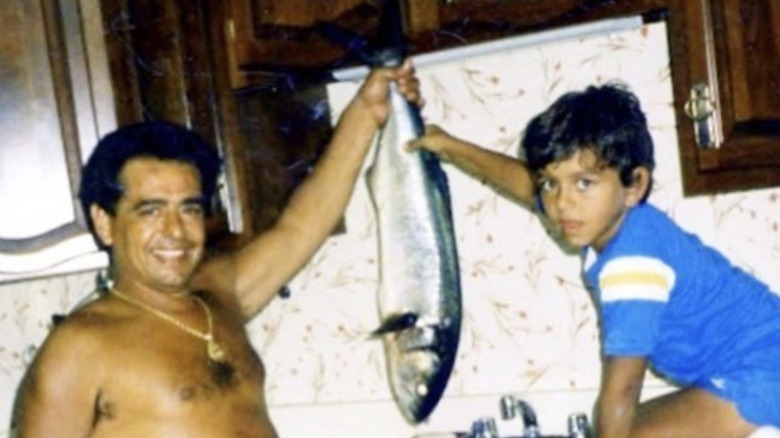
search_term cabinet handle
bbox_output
[684,83,718,149]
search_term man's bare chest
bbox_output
[97,315,267,418]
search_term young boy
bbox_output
[409,83,780,438]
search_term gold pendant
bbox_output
[208,339,226,362]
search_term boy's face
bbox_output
[536,148,646,252]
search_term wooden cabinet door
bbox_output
[0,0,115,282]
[224,0,380,88]
[672,0,780,194]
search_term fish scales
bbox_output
[366,83,462,424]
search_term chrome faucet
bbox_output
[567,413,593,438]
[470,416,500,438]
[461,396,593,438]
[499,395,541,438]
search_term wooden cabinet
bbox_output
[223,0,380,88]
[672,0,780,195]
[222,0,447,88]
[223,0,780,196]
[0,0,115,282]
[233,79,338,234]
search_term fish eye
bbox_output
[416,382,429,396]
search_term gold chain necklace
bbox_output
[109,287,227,363]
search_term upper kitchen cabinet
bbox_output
[225,0,779,196]
[0,0,115,283]
[672,0,780,195]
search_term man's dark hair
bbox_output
[521,83,655,201]
[78,121,222,240]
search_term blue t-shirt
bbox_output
[583,203,780,425]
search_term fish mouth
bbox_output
[388,343,452,423]
[374,315,459,424]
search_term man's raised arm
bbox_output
[197,61,421,320]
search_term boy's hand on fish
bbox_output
[407,124,456,162]
[356,59,422,129]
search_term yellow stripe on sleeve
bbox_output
[598,256,675,303]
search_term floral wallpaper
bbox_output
[1,21,778,437]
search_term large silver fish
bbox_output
[366,82,462,424]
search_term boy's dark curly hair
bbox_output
[522,83,655,201]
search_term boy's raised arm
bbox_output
[409,125,536,206]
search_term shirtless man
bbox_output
[12,62,420,437]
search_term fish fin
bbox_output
[371,312,418,337]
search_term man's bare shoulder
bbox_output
[31,296,126,370]
[15,296,117,422]
[58,294,129,332]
